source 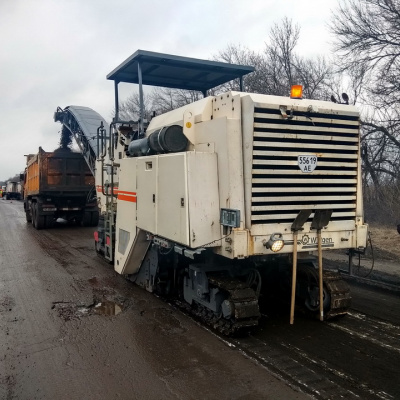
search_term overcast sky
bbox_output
[0,0,340,181]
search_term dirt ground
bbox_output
[367,224,400,261]
[322,223,400,284]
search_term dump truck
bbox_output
[56,50,368,334]
[23,147,98,229]
[5,181,22,200]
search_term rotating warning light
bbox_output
[290,85,303,99]
[264,233,285,252]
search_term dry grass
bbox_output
[368,224,400,261]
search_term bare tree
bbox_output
[266,17,300,91]
[330,0,400,111]
[212,44,268,93]
[150,87,203,114]
[293,56,334,100]
[213,18,335,100]
[330,0,400,223]
[362,111,400,183]
[117,92,153,122]
[331,0,400,104]
[118,19,341,129]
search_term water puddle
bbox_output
[53,299,123,320]
[93,300,123,316]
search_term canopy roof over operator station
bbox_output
[107,49,255,94]
[107,49,255,131]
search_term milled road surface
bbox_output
[232,283,400,400]
[1,200,399,400]
[0,200,310,400]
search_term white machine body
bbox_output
[112,91,368,275]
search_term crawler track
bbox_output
[177,277,260,336]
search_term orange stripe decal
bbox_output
[117,190,136,195]
[95,186,138,201]
[118,193,137,203]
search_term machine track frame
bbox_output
[297,264,351,319]
[322,270,352,319]
[178,275,260,336]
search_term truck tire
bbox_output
[33,203,45,230]
[31,204,36,228]
[36,214,45,230]
[25,211,32,223]
[81,210,99,227]
[91,211,99,227]
[81,211,92,227]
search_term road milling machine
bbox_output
[56,50,368,334]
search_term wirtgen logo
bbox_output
[300,234,334,249]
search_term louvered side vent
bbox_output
[251,107,360,225]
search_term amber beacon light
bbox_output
[290,85,303,99]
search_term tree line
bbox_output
[118,0,400,226]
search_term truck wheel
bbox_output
[35,214,45,230]
[33,204,45,230]
[26,211,32,223]
[90,211,99,227]
[31,204,36,228]
[81,211,92,227]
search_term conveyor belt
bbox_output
[54,105,108,175]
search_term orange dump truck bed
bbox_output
[23,147,98,229]
[25,147,94,195]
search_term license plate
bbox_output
[298,155,317,173]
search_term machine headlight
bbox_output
[264,233,285,252]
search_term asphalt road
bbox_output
[1,200,399,400]
[0,200,310,400]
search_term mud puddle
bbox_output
[52,298,124,321]
[93,300,122,316]
[52,276,128,320]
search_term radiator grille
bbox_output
[251,106,360,225]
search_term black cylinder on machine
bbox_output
[148,125,187,153]
[127,124,188,157]
[126,137,150,156]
